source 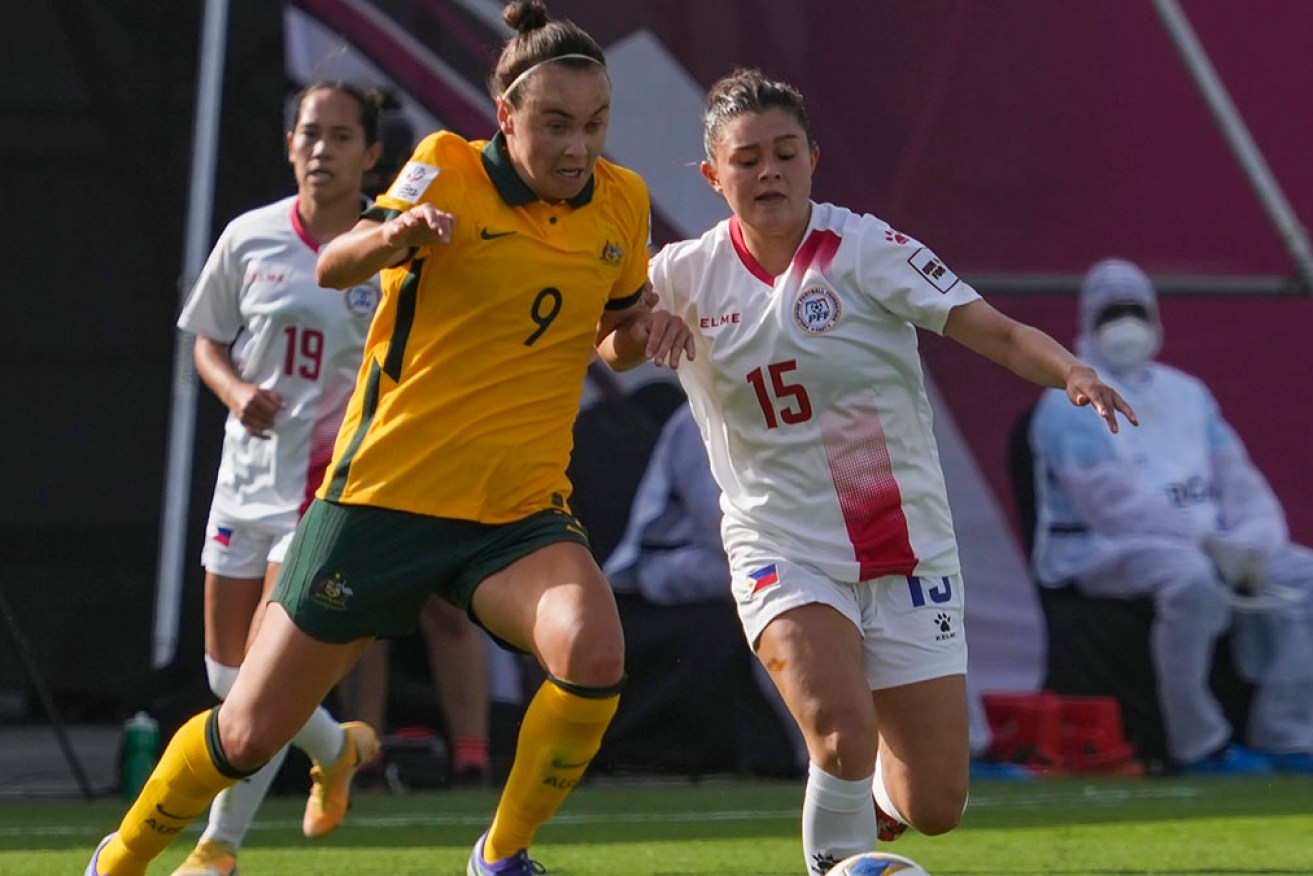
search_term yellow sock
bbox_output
[100,708,241,875]
[483,677,620,861]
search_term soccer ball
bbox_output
[828,851,931,875]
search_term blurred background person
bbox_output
[1029,257,1313,775]
[335,596,492,789]
[168,80,387,876]
[604,398,807,775]
[605,400,732,607]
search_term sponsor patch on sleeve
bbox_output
[387,161,441,204]
[907,247,959,294]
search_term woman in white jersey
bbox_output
[169,80,385,876]
[648,68,1137,874]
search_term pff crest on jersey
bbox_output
[793,285,842,334]
[345,283,381,316]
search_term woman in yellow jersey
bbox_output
[84,4,692,876]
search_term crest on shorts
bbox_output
[345,283,380,317]
[793,286,841,334]
[311,571,354,612]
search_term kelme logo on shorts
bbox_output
[311,571,354,612]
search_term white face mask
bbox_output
[1095,316,1158,372]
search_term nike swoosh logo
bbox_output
[155,803,206,821]
[550,757,592,769]
[480,228,515,240]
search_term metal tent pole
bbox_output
[153,0,230,669]
[1152,0,1313,293]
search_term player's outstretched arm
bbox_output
[595,282,695,372]
[317,205,455,289]
[1061,365,1137,434]
[944,298,1137,433]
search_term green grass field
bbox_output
[3,775,1310,875]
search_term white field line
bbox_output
[0,784,1210,839]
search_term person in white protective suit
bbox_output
[1029,257,1313,775]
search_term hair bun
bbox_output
[504,0,550,33]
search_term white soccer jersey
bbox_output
[178,195,380,533]
[649,202,980,583]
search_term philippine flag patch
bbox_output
[748,563,780,595]
[212,526,233,547]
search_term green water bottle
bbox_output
[119,711,160,800]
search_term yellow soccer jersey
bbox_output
[319,130,650,523]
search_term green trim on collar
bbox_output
[480,131,596,207]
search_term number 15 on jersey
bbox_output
[747,359,813,428]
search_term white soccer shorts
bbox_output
[200,519,296,578]
[733,558,967,690]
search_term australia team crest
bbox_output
[793,285,842,334]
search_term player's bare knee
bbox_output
[549,629,624,689]
[911,807,963,837]
[904,786,968,836]
[217,708,282,770]
[567,648,625,688]
[804,702,877,776]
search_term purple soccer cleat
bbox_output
[466,831,547,875]
[85,833,115,876]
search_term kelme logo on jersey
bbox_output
[344,284,381,317]
[387,161,440,204]
[244,267,288,286]
[793,286,842,334]
[311,571,354,612]
[600,240,624,265]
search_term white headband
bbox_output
[500,53,606,100]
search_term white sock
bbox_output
[204,655,239,700]
[872,752,909,826]
[200,744,290,852]
[802,762,876,876]
[292,705,347,766]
